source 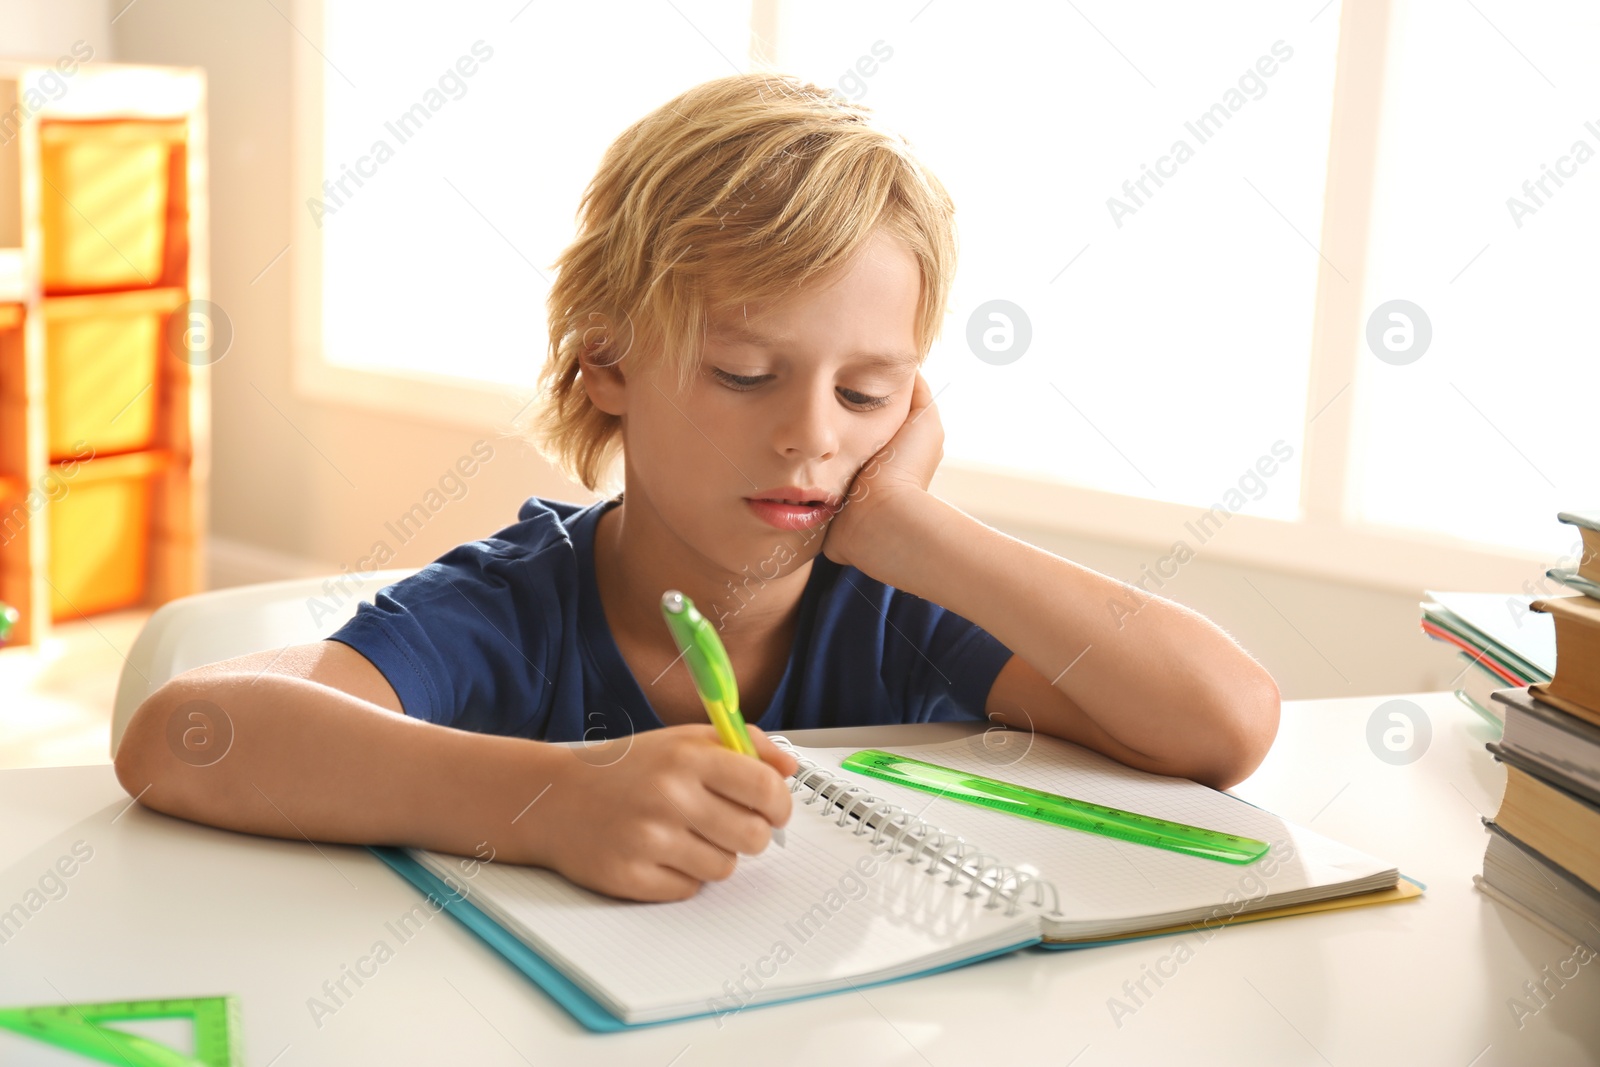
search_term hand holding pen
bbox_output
[661,590,788,847]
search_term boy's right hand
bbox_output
[531,723,799,902]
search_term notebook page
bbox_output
[791,733,1396,936]
[407,790,1039,1024]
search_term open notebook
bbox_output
[369,731,1416,1030]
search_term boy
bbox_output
[115,73,1280,904]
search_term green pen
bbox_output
[660,590,785,847]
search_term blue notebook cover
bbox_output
[367,845,1042,1031]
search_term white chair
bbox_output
[109,569,419,758]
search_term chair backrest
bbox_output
[109,568,419,757]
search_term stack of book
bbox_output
[1420,591,1555,731]
[1472,511,1600,948]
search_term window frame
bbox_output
[287,0,1557,595]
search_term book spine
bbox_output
[772,736,1064,920]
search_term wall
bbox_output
[95,0,1473,702]
[0,0,110,61]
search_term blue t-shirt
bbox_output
[327,495,1015,742]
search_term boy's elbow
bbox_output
[1196,668,1280,793]
[113,688,164,800]
[1209,671,1281,790]
[114,678,199,805]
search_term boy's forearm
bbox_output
[856,493,1278,771]
[115,673,567,865]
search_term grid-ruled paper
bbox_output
[791,733,1396,938]
[406,789,1039,1024]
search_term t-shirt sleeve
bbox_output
[325,526,567,736]
[882,589,1015,723]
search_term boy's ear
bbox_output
[579,341,628,416]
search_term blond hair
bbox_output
[524,72,957,495]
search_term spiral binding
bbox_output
[771,736,1064,920]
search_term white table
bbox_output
[2,692,1596,1065]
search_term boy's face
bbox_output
[593,227,924,577]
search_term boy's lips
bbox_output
[744,486,845,532]
[745,486,844,509]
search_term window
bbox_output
[293,0,1575,587]
[773,2,1342,521]
[307,0,750,387]
[1350,0,1596,560]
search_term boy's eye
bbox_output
[840,388,891,410]
[713,369,768,389]
[711,368,890,411]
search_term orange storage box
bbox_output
[48,449,171,620]
[0,305,24,518]
[43,288,185,461]
[39,119,186,292]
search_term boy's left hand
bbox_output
[821,371,943,571]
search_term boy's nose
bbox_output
[773,387,840,461]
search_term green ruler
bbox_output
[841,749,1271,865]
[0,995,241,1066]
